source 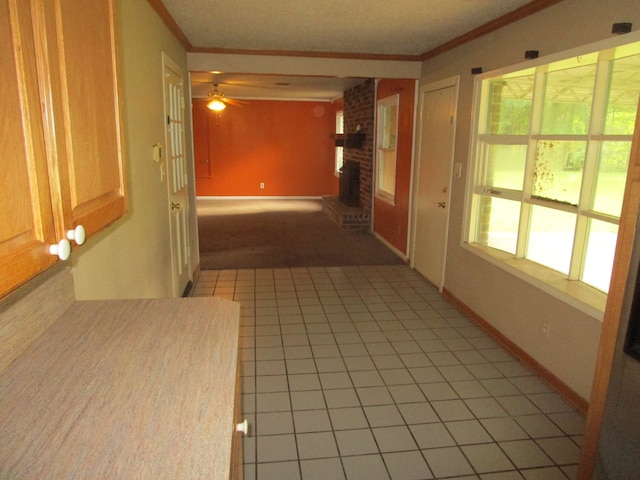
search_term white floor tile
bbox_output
[193,266,584,479]
[335,429,379,456]
[422,446,474,478]
[342,454,390,480]
[257,460,300,480]
[300,458,346,480]
[297,431,339,459]
[499,440,554,469]
[383,451,433,480]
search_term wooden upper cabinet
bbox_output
[0,1,58,297]
[36,0,126,238]
[0,0,126,299]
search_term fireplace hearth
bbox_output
[322,195,370,232]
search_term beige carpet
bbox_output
[197,198,405,270]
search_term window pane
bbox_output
[474,195,520,254]
[378,150,396,195]
[593,141,631,216]
[487,75,534,134]
[335,147,344,172]
[582,218,618,293]
[377,96,398,200]
[533,140,586,205]
[541,65,596,135]
[605,54,640,135]
[526,205,576,274]
[484,144,527,190]
[335,111,344,173]
[379,104,397,149]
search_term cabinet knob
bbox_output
[66,225,86,245]
[235,419,249,436]
[171,202,181,211]
[49,239,71,261]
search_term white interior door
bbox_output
[412,80,458,289]
[163,54,191,296]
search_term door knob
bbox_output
[436,202,447,208]
[49,239,71,261]
[236,419,249,436]
[66,225,86,245]
[171,202,181,211]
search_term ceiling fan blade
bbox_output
[224,97,248,106]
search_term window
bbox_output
[467,40,640,298]
[335,110,344,176]
[376,94,399,203]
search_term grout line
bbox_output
[199,265,581,479]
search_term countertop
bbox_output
[0,296,240,479]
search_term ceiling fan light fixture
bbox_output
[207,98,226,111]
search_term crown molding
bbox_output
[148,0,561,63]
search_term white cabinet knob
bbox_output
[49,239,71,261]
[66,225,86,245]
[235,419,249,436]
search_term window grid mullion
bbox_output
[569,216,589,281]
[465,35,640,298]
[569,57,612,280]
[517,70,546,258]
[516,201,531,259]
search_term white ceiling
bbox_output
[162,0,534,57]
[160,0,538,100]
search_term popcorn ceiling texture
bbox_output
[161,0,534,56]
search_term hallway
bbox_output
[192,265,583,479]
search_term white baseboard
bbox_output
[374,232,408,261]
[196,196,324,201]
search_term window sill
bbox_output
[462,242,606,321]
[375,192,396,206]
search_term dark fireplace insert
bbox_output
[339,160,360,207]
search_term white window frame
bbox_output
[335,110,344,176]
[463,31,640,319]
[375,94,399,205]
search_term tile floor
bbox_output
[191,265,584,480]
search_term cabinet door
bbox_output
[0,1,57,297]
[36,0,126,238]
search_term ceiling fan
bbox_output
[205,84,245,111]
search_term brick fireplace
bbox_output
[323,79,375,232]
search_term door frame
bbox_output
[409,76,459,289]
[162,52,192,297]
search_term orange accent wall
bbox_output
[193,99,339,197]
[373,79,416,255]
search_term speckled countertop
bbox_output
[0,296,240,479]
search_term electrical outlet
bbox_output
[260,182,265,189]
[542,320,550,338]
